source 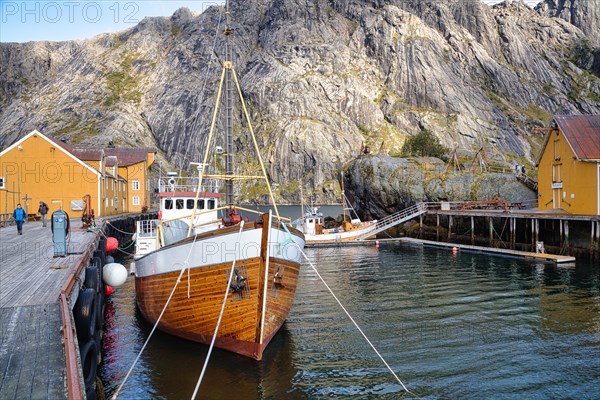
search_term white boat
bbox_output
[132,2,305,360]
[293,181,377,244]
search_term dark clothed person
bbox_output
[38,201,49,227]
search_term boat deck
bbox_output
[0,219,100,399]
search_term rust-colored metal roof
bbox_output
[70,148,104,161]
[554,115,600,160]
[46,135,75,153]
[104,148,155,166]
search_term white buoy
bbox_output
[103,263,128,287]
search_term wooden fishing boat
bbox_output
[133,2,305,360]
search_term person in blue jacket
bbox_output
[13,203,26,235]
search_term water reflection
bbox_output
[100,244,600,399]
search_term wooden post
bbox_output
[436,214,440,241]
[531,218,535,251]
[489,217,493,246]
[564,220,569,253]
[592,221,595,252]
[510,218,514,249]
[471,216,475,245]
[559,220,563,244]
[448,215,452,240]
[535,219,539,249]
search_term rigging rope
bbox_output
[290,236,418,397]
[112,220,207,399]
[190,221,245,399]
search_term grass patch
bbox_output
[103,52,143,106]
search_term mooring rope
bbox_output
[104,220,135,236]
[293,241,417,397]
[190,221,245,399]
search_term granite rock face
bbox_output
[344,154,537,219]
[1,0,599,203]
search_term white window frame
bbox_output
[132,180,140,191]
[132,196,140,206]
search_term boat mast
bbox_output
[224,0,234,206]
[341,170,347,224]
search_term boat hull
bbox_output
[304,221,378,245]
[134,214,304,360]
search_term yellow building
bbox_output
[536,115,600,215]
[72,147,155,213]
[0,130,155,218]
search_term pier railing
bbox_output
[0,213,14,228]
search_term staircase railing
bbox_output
[357,202,427,240]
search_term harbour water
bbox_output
[100,241,599,399]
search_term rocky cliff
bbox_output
[1,0,599,203]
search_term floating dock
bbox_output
[396,237,576,263]
[0,219,102,399]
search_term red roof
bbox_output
[104,148,155,166]
[70,148,104,161]
[554,115,600,160]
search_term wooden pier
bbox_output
[0,219,101,399]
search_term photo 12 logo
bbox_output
[1,1,141,25]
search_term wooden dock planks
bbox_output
[0,219,100,399]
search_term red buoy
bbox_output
[105,285,114,296]
[106,237,119,252]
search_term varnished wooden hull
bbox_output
[134,214,304,360]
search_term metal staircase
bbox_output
[357,203,427,240]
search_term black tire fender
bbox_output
[84,267,100,293]
[74,288,96,342]
[79,338,98,391]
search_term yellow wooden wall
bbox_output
[0,133,100,218]
[119,160,152,213]
[538,128,599,215]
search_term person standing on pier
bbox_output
[38,201,49,227]
[13,203,26,235]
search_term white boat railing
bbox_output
[158,176,219,193]
[137,219,158,237]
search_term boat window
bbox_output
[186,199,195,209]
[176,199,184,209]
[164,199,173,209]
[309,219,313,223]
[198,199,205,209]
[208,199,216,209]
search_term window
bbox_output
[164,199,173,209]
[132,180,140,190]
[176,199,184,209]
[553,139,560,161]
[207,199,216,209]
[187,199,195,209]
[0,176,4,189]
[132,196,140,206]
[198,199,205,209]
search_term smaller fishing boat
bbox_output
[293,178,377,244]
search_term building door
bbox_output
[552,164,561,209]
